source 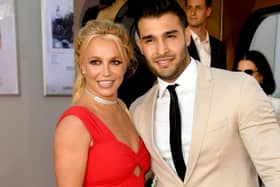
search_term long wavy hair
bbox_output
[72,20,135,103]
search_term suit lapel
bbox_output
[209,36,217,68]
[185,64,213,183]
[141,86,157,150]
[139,85,164,161]
[188,37,200,61]
[209,36,215,59]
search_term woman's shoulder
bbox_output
[56,106,89,127]
[61,105,96,119]
[56,105,98,129]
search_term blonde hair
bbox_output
[72,20,135,103]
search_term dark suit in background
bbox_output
[188,35,227,69]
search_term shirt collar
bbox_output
[157,58,197,98]
[191,30,209,43]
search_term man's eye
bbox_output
[144,39,153,44]
[167,34,176,39]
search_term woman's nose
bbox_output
[102,64,111,76]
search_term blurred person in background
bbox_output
[185,0,227,69]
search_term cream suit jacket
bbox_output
[130,63,280,187]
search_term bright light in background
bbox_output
[0,1,13,20]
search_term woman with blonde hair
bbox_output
[54,20,150,187]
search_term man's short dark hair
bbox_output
[132,0,188,35]
[206,0,212,7]
[185,0,212,7]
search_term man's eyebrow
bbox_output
[165,30,178,35]
[141,34,153,40]
[141,30,179,40]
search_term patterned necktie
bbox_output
[167,84,186,181]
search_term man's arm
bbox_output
[239,75,280,187]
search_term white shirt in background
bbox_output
[269,96,280,122]
[191,30,211,67]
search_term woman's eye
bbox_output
[112,60,122,65]
[89,60,100,65]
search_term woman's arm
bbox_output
[54,116,91,187]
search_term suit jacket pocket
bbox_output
[200,118,228,161]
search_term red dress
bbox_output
[56,106,151,187]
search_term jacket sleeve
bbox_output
[238,75,280,187]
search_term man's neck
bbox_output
[190,26,208,41]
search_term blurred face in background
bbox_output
[185,0,212,28]
[237,59,263,83]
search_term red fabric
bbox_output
[57,106,151,187]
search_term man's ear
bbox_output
[185,26,191,46]
[135,35,144,55]
[206,7,212,17]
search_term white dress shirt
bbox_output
[191,30,211,67]
[269,96,280,122]
[154,58,197,172]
